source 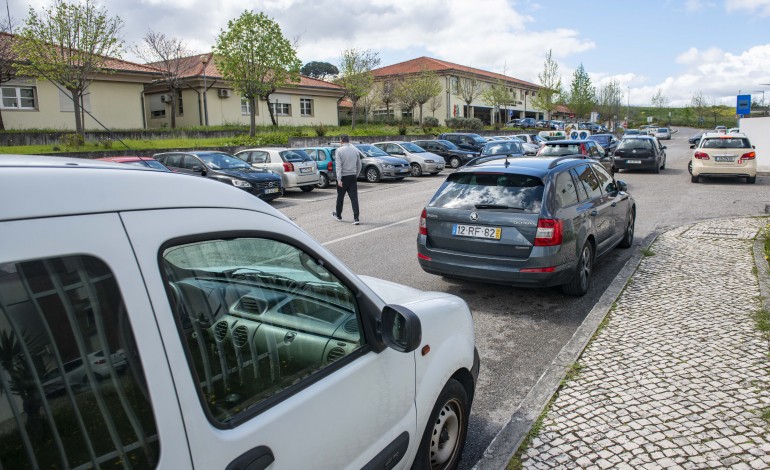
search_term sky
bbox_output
[6,0,770,108]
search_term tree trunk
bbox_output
[170,90,177,129]
[0,108,5,130]
[419,104,424,124]
[351,99,357,130]
[70,88,84,137]
[264,93,278,126]
[249,97,257,137]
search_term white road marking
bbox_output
[323,217,418,246]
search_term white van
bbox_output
[0,155,479,469]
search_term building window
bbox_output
[241,99,250,115]
[300,98,313,117]
[271,102,291,116]
[1,86,36,109]
[176,89,184,116]
[372,109,394,122]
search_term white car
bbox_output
[654,127,671,140]
[0,155,479,469]
[691,132,757,184]
[373,141,446,176]
[235,147,319,192]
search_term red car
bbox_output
[96,156,171,172]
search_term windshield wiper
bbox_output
[474,204,524,210]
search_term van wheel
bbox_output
[449,156,462,169]
[300,185,314,192]
[411,163,423,177]
[747,176,756,184]
[365,167,381,183]
[317,173,329,188]
[562,242,593,296]
[413,379,469,470]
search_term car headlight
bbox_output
[231,179,252,188]
[424,159,434,163]
[383,164,394,169]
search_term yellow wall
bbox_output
[2,79,146,130]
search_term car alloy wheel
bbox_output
[317,173,329,188]
[563,242,593,296]
[449,156,461,169]
[411,163,423,177]
[365,167,381,183]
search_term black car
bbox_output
[437,133,488,153]
[469,139,525,164]
[612,136,667,173]
[688,132,705,147]
[412,139,478,169]
[417,156,635,296]
[154,151,284,200]
[588,134,620,154]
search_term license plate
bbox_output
[715,156,734,162]
[627,160,642,164]
[264,188,280,194]
[299,167,313,174]
[453,224,501,240]
[400,168,409,173]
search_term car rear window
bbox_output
[280,150,312,162]
[429,172,544,213]
[618,139,653,150]
[701,137,751,149]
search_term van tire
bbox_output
[413,379,469,470]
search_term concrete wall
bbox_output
[739,116,770,172]
[3,80,146,131]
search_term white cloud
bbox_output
[726,0,770,15]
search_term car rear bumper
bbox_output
[692,160,756,177]
[285,171,320,188]
[613,158,658,170]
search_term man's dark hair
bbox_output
[340,134,350,143]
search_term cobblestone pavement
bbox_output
[521,218,770,469]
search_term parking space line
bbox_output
[323,217,418,246]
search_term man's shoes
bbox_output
[332,212,342,221]
[353,219,360,225]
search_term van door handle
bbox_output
[590,210,598,217]
[226,446,274,470]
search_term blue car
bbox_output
[300,147,337,188]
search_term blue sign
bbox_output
[508,110,513,118]
[736,94,751,115]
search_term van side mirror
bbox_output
[379,304,422,353]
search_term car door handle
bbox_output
[226,446,274,470]
[611,202,617,207]
[590,210,598,217]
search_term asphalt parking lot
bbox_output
[271,127,769,468]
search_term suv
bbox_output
[417,156,635,296]
[155,151,283,200]
[411,139,478,169]
[691,132,757,184]
[235,147,319,192]
[0,155,479,469]
[373,141,446,176]
[612,136,667,173]
[437,133,488,152]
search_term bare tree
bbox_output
[336,48,380,130]
[427,95,442,117]
[690,91,708,125]
[595,79,624,129]
[480,79,515,126]
[378,80,396,121]
[134,30,199,129]
[0,20,17,130]
[395,68,442,124]
[452,76,482,118]
[394,78,418,121]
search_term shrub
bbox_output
[314,124,327,137]
[101,139,113,149]
[421,116,439,131]
[398,123,408,135]
[62,133,84,148]
[444,117,483,130]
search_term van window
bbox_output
[160,238,364,426]
[0,256,159,468]
[429,172,544,212]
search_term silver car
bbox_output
[373,141,446,177]
[235,147,319,192]
[347,143,412,182]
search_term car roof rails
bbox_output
[547,155,589,169]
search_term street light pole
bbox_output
[201,54,209,126]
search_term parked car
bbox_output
[154,151,283,201]
[505,118,523,127]
[611,136,667,173]
[235,147,319,192]
[715,125,727,133]
[537,139,614,175]
[588,134,620,154]
[688,132,705,147]
[477,139,525,160]
[0,155,479,469]
[411,139,478,169]
[373,141,446,177]
[349,143,412,182]
[437,133,488,152]
[623,129,641,136]
[691,132,757,184]
[417,156,635,296]
[534,120,550,128]
[89,349,128,379]
[519,117,536,128]
[96,156,171,171]
[41,357,88,396]
[299,147,336,188]
[550,120,565,130]
[512,133,546,146]
[654,127,672,140]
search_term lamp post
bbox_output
[201,55,209,126]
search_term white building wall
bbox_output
[738,116,770,172]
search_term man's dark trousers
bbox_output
[335,174,359,220]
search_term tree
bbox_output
[301,61,338,81]
[376,80,396,121]
[565,64,595,120]
[690,91,708,125]
[480,79,514,126]
[427,95,442,117]
[134,30,199,129]
[393,77,418,121]
[651,88,669,121]
[336,48,379,130]
[595,79,623,129]
[214,11,301,134]
[530,49,562,120]
[452,76,482,118]
[395,68,442,124]
[0,20,17,131]
[14,0,124,137]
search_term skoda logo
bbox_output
[470,212,479,222]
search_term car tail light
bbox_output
[283,162,294,172]
[694,151,710,160]
[94,359,106,365]
[417,253,431,261]
[520,266,556,273]
[534,218,563,246]
[419,208,428,235]
[740,151,756,161]
[327,161,333,171]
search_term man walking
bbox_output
[332,134,363,225]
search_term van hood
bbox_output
[358,275,452,306]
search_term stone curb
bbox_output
[473,230,661,470]
[753,227,770,314]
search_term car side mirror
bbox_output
[661,146,667,149]
[617,180,628,192]
[379,304,422,353]
[192,165,206,175]
[753,145,756,149]
[689,144,695,149]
